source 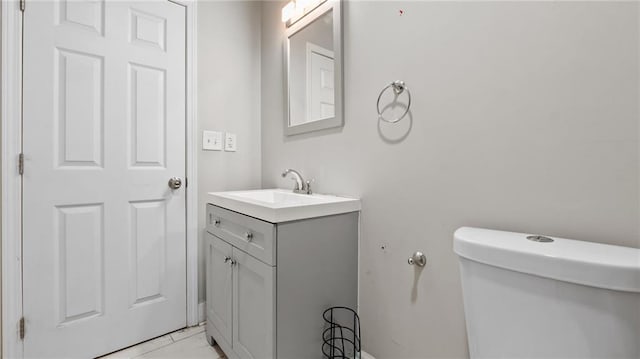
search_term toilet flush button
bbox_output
[527,235,554,243]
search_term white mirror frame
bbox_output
[284,0,343,136]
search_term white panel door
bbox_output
[306,43,335,121]
[22,1,187,357]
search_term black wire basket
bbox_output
[322,306,361,359]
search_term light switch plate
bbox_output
[203,130,223,151]
[224,132,237,152]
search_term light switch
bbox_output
[224,133,237,152]
[203,130,222,151]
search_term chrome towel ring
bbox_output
[376,80,411,124]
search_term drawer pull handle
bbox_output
[214,218,221,226]
[244,232,254,241]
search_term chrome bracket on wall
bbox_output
[408,251,427,267]
[377,80,412,124]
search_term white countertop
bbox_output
[207,188,361,223]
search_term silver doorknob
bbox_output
[408,251,427,267]
[168,177,182,190]
[244,232,253,241]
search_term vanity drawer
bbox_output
[207,204,276,266]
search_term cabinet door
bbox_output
[233,249,276,359]
[206,233,233,345]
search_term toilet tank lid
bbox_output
[453,227,640,293]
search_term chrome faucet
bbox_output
[281,169,312,194]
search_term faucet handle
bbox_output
[304,179,315,195]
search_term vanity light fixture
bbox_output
[281,0,327,27]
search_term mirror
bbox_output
[285,1,342,135]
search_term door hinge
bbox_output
[19,0,25,12]
[19,317,25,340]
[18,153,24,175]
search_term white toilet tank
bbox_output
[454,227,640,358]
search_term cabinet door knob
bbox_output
[214,218,221,226]
[224,256,231,263]
[244,232,253,241]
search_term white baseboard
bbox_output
[197,301,206,324]
[361,351,376,359]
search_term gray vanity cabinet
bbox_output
[232,248,276,359]
[206,235,233,345]
[205,232,275,359]
[205,203,358,359]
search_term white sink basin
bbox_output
[207,189,361,223]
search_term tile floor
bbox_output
[100,325,226,359]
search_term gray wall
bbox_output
[198,0,263,304]
[261,1,639,357]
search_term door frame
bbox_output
[0,1,199,357]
